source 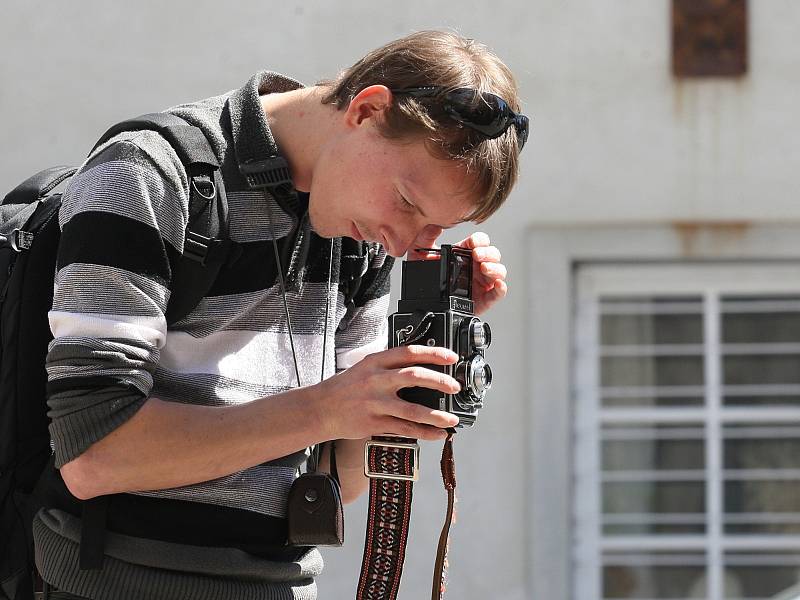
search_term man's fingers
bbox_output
[456,231,491,250]
[479,261,507,281]
[473,279,508,315]
[381,398,460,429]
[493,279,508,298]
[375,344,458,369]
[473,245,502,263]
[379,417,451,441]
[395,366,461,396]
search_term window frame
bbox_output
[526,224,800,600]
[575,263,800,600]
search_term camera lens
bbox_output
[469,355,492,396]
[455,354,492,406]
[473,361,492,394]
[470,321,492,350]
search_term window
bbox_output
[574,263,800,600]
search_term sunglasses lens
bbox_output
[444,89,509,136]
[516,115,530,149]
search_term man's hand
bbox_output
[314,345,461,441]
[407,227,508,316]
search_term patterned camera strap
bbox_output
[356,432,457,600]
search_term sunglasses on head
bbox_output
[390,86,529,150]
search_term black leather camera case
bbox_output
[286,472,344,547]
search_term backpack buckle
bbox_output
[190,175,216,201]
[7,229,34,252]
[184,230,223,266]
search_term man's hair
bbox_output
[320,30,522,223]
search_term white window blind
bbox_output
[574,264,800,600]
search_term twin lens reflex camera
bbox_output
[389,245,493,427]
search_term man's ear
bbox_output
[343,85,392,128]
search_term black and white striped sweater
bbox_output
[33,72,393,600]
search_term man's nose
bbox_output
[398,225,428,257]
[380,225,414,257]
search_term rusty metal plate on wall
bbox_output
[673,0,748,77]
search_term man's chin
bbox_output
[307,213,333,238]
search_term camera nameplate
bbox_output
[450,297,473,313]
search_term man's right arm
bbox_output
[61,345,461,499]
[46,133,188,474]
[61,387,323,499]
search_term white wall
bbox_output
[3,1,799,598]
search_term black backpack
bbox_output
[0,113,235,600]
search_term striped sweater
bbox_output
[33,72,394,600]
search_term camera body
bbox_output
[388,245,492,427]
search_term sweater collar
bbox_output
[226,71,305,215]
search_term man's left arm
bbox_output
[324,233,508,503]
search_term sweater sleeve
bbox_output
[46,132,189,467]
[334,242,394,370]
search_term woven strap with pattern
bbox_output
[357,433,457,600]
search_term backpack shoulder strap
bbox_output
[2,166,77,206]
[93,113,219,172]
[93,113,235,325]
[79,114,237,570]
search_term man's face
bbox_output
[307,116,476,257]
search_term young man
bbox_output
[34,30,524,599]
